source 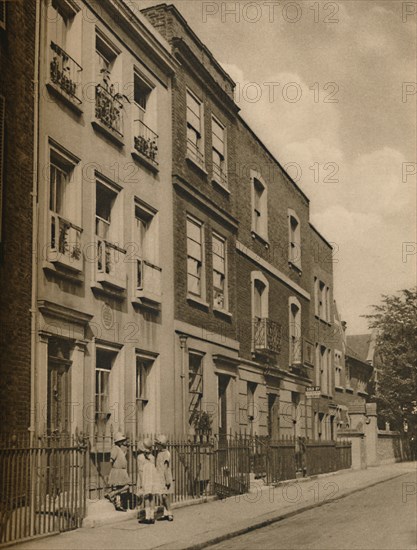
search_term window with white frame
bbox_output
[212,232,227,310]
[135,202,160,294]
[95,32,117,85]
[95,349,114,418]
[289,299,302,364]
[135,355,153,435]
[186,90,204,166]
[252,177,268,238]
[136,359,150,402]
[188,352,204,427]
[133,72,158,163]
[96,181,117,242]
[48,145,81,266]
[95,32,123,135]
[48,0,82,102]
[187,216,204,298]
[315,278,330,322]
[252,274,270,351]
[212,116,227,187]
[288,211,301,268]
[95,179,125,286]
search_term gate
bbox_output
[0,433,87,547]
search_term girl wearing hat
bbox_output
[155,434,174,521]
[106,432,131,512]
[136,438,161,524]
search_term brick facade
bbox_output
[0,0,36,433]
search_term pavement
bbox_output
[15,462,417,550]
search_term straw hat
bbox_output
[142,437,153,450]
[155,434,168,446]
[114,432,127,444]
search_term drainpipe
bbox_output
[30,0,41,443]
[179,334,188,435]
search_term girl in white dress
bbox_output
[155,434,174,521]
[136,438,164,524]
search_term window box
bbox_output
[133,120,158,163]
[48,41,82,108]
[94,83,124,141]
[48,212,83,272]
[253,317,282,355]
[136,259,162,305]
[96,238,127,290]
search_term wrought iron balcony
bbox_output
[136,259,162,304]
[49,42,82,104]
[253,318,282,355]
[95,84,124,137]
[134,120,158,164]
[48,212,82,271]
[212,160,228,188]
[96,238,126,290]
[187,139,205,168]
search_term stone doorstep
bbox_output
[83,495,217,529]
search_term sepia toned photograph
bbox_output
[0,0,416,548]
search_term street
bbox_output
[208,471,417,550]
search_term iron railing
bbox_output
[212,161,228,188]
[49,42,82,104]
[305,440,352,475]
[87,432,250,506]
[95,84,124,136]
[253,318,282,354]
[248,436,352,485]
[49,212,82,271]
[187,139,205,167]
[133,120,158,164]
[0,433,87,546]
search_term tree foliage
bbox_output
[365,288,417,433]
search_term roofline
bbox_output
[309,222,333,249]
[104,0,178,75]
[141,3,236,87]
[237,114,310,204]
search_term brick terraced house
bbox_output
[142,3,359,440]
[0,1,372,445]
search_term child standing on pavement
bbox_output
[155,434,174,521]
[136,438,159,524]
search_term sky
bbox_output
[134,0,417,333]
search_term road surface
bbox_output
[208,471,417,550]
